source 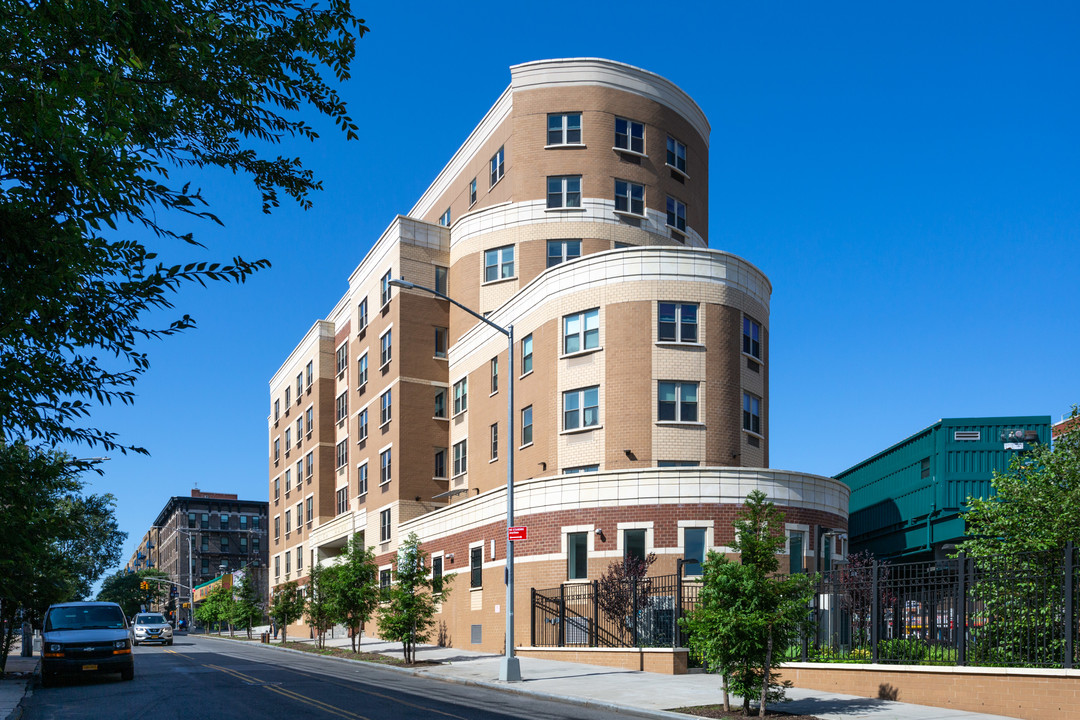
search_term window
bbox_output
[567,532,588,580]
[305,496,313,524]
[683,528,706,576]
[659,460,699,467]
[743,393,761,435]
[380,448,391,485]
[490,357,498,394]
[336,439,348,468]
[358,353,368,386]
[468,177,477,206]
[521,406,533,446]
[624,529,646,564]
[743,316,761,359]
[490,423,498,461]
[434,389,447,418]
[564,386,599,430]
[305,451,313,479]
[546,175,581,209]
[332,344,345,377]
[920,457,931,480]
[521,334,533,374]
[358,408,368,441]
[201,513,209,529]
[380,509,391,542]
[453,440,467,476]
[380,330,391,366]
[380,568,391,593]
[285,386,290,407]
[296,545,303,571]
[253,515,261,530]
[188,512,196,528]
[439,207,451,227]
[284,551,290,574]
[274,556,280,578]
[489,146,504,186]
[484,245,514,282]
[435,266,447,295]
[547,112,581,145]
[336,391,348,423]
[285,510,291,534]
[296,503,302,529]
[545,239,581,268]
[358,298,368,331]
[273,438,280,463]
[788,532,804,574]
[336,487,348,515]
[274,399,280,422]
[253,536,260,552]
[296,373,302,399]
[434,449,446,478]
[658,381,699,422]
[470,546,483,588]
[284,469,291,494]
[285,427,291,449]
[614,179,644,216]
[239,515,249,530]
[305,406,313,435]
[435,327,447,358]
[220,535,230,552]
[380,270,392,306]
[666,196,686,233]
[274,477,280,500]
[358,463,368,496]
[563,464,599,474]
[380,389,391,425]
[563,308,599,354]
[239,536,248,552]
[201,536,209,552]
[432,556,443,591]
[306,360,313,388]
[295,418,302,445]
[453,378,467,415]
[614,117,644,154]
[666,136,687,174]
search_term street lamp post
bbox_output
[154,524,195,627]
[388,277,521,682]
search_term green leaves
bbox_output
[377,533,451,664]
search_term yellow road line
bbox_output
[205,664,370,720]
[282,666,470,720]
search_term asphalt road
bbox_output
[24,635,630,720]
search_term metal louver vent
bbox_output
[954,431,981,441]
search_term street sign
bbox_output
[508,526,527,541]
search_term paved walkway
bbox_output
[1,640,38,720]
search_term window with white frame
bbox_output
[666,136,687,174]
[743,392,761,435]
[659,460,699,467]
[787,529,806,574]
[468,177,477,206]
[306,360,313,388]
[490,357,498,394]
[285,510,291,534]
[434,448,446,479]
[336,439,348,468]
[563,464,598,474]
[563,386,599,430]
[439,207,451,227]
[336,391,348,423]
[453,378,467,415]
[295,418,302,445]
[547,112,581,145]
[336,487,348,515]
[490,423,498,461]
[284,550,290,574]
[380,568,391,592]
[273,438,280,463]
[658,381,698,422]
[563,308,599,354]
[358,297,368,330]
[358,352,368,386]
[435,266,447,295]
[379,508,391,542]
[546,239,581,267]
[452,439,467,477]
[614,117,644,154]
[743,316,762,359]
[305,406,313,435]
[274,399,279,422]
[284,469,291,493]
[335,343,347,375]
[296,373,303,399]
[666,196,686,233]
[489,146,504,187]
[305,451,313,479]
[546,175,581,209]
[284,427,291,450]
[683,527,707,576]
[614,179,644,215]
[521,334,533,374]
[274,515,280,540]
[357,463,368,496]
[434,388,447,419]
[380,389,391,425]
[285,386,290,407]
[435,327,447,358]
[305,496,312,524]
[380,448,391,485]
[624,529,647,564]
[483,245,514,282]
[274,477,280,500]
[380,270,392,306]
[567,532,588,579]
[380,329,391,367]
[470,545,483,588]
[358,408,368,440]
[296,545,303,571]
[274,555,280,578]
[521,406,533,445]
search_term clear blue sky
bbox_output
[77,0,1080,585]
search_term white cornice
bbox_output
[269,320,334,390]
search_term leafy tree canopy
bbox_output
[269,580,305,644]
[0,0,368,452]
[377,533,451,664]
[328,533,380,652]
[96,568,170,618]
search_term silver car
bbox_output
[131,613,173,646]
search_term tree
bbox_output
[377,533,451,664]
[1,0,368,452]
[328,533,380,652]
[680,491,817,716]
[231,572,262,640]
[305,562,335,648]
[269,581,306,645]
[596,552,657,645]
[97,568,170,619]
[194,584,234,635]
[0,443,125,672]
[833,551,893,651]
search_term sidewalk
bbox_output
[225,628,1020,720]
[1,640,38,720]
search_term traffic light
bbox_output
[140,581,149,590]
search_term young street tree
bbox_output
[1,0,368,452]
[328,533,380,652]
[195,584,235,635]
[305,562,335,649]
[378,533,451,664]
[232,573,263,640]
[269,581,306,645]
[680,490,817,717]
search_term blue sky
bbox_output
[77,1,1080,583]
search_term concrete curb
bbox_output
[194,634,694,720]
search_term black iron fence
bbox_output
[530,545,1080,669]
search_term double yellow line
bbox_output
[206,664,372,720]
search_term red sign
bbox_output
[508,526,527,542]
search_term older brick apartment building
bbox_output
[267,58,849,651]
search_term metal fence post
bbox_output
[631,575,639,647]
[530,588,536,647]
[1065,542,1075,669]
[871,558,880,664]
[675,559,684,648]
[592,580,599,647]
[558,583,566,647]
[957,553,967,666]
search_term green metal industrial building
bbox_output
[837,416,1051,562]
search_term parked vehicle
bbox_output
[41,601,133,686]
[132,613,173,646]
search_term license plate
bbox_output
[82,664,98,671]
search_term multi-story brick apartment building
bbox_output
[268,58,849,652]
[126,489,269,625]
